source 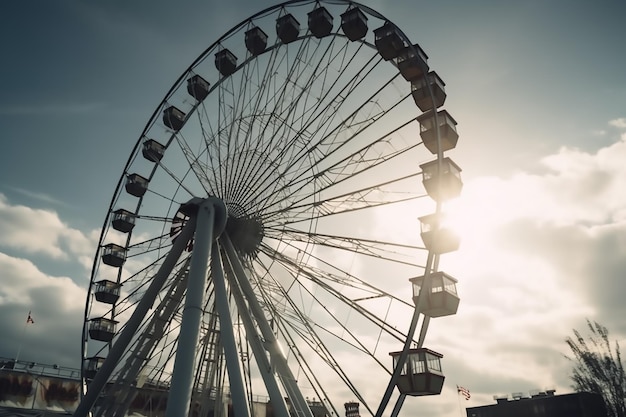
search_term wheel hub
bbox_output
[225,204,264,260]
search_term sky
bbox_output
[1,1,626,416]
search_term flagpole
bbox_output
[456,385,470,417]
[15,311,33,363]
[15,320,28,364]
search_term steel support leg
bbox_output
[222,234,313,417]
[74,217,197,417]
[222,239,291,417]
[211,241,251,417]
[165,201,215,417]
[374,252,435,417]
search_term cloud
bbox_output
[0,253,85,309]
[609,117,626,129]
[0,102,104,116]
[430,129,626,408]
[3,186,68,207]
[0,197,98,369]
[0,253,86,367]
[444,131,626,240]
[539,137,626,223]
[0,193,98,260]
[499,219,626,334]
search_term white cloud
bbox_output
[609,117,626,129]
[0,197,99,368]
[540,135,626,223]
[4,186,68,207]
[445,132,626,236]
[0,253,85,309]
[412,130,626,412]
[0,193,98,261]
[0,252,87,367]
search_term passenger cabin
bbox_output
[215,49,237,76]
[142,139,165,163]
[374,23,405,60]
[276,14,300,44]
[101,243,127,268]
[412,72,447,112]
[94,280,121,305]
[111,208,136,233]
[417,110,459,155]
[85,356,105,379]
[162,106,186,132]
[245,26,268,56]
[418,213,460,254]
[89,317,118,343]
[397,44,429,81]
[420,157,463,201]
[341,8,367,41]
[308,7,333,38]
[410,272,459,317]
[390,348,445,396]
[187,74,210,101]
[125,173,149,197]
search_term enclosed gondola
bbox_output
[390,348,445,396]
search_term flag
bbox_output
[457,385,470,400]
[26,311,34,324]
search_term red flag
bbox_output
[26,311,34,324]
[457,385,470,400]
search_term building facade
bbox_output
[466,391,607,417]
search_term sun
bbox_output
[440,180,511,246]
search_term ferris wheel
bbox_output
[76,1,463,417]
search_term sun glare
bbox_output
[441,183,510,246]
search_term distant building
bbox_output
[1,357,333,417]
[466,390,607,417]
[0,358,80,416]
[344,401,360,417]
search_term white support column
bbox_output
[221,234,314,417]
[211,241,252,417]
[165,201,215,417]
[74,216,197,417]
[223,243,291,417]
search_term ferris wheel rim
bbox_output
[79,2,458,416]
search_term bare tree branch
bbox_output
[565,319,626,417]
